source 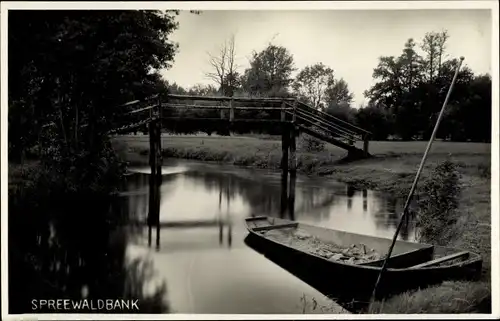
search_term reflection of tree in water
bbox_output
[124,173,180,223]
[8,180,169,314]
[178,171,339,220]
[292,186,338,221]
[372,197,416,241]
[186,170,282,215]
[373,198,399,229]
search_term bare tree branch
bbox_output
[205,34,239,96]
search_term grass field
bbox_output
[114,133,492,314]
[116,134,490,195]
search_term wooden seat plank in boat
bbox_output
[253,222,299,232]
[408,251,470,269]
[246,215,269,221]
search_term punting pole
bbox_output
[369,57,465,305]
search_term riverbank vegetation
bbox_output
[7,10,184,313]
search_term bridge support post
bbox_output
[156,100,163,181]
[280,100,286,122]
[229,98,234,122]
[280,168,288,218]
[289,125,297,174]
[281,124,290,176]
[148,120,157,248]
[288,171,296,221]
[155,102,162,250]
[363,133,370,157]
[292,99,298,122]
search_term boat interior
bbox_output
[245,216,478,269]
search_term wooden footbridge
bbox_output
[109,93,372,249]
[111,93,372,169]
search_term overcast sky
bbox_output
[161,9,492,107]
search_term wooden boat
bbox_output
[245,216,483,304]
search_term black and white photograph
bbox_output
[1,1,498,319]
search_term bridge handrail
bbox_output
[295,115,356,142]
[118,93,159,107]
[299,122,354,144]
[292,107,361,139]
[124,104,157,115]
[288,109,359,141]
[107,118,152,135]
[166,94,372,137]
[291,101,372,136]
[162,103,293,111]
[167,94,292,104]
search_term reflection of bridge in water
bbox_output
[118,167,415,250]
[119,170,300,250]
[119,171,236,249]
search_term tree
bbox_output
[166,81,188,95]
[325,78,354,106]
[365,38,423,114]
[419,58,475,140]
[206,35,240,97]
[325,103,357,124]
[396,38,425,140]
[399,38,424,92]
[365,30,489,142]
[421,30,449,82]
[323,78,356,123]
[240,43,295,97]
[187,83,219,96]
[364,56,404,113]
[292,63,335,110]
[441,74,491,142]
[355,103,394,140]
[365,36,448,140]
[8,10,179,164]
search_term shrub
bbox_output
[416,160,461,245]
[298,134,325,152]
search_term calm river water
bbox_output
[119,160,416,314]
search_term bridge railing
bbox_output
[161,94,370,134]
[280,101,361,145]
[297,101,371,136]
[289,109,359,143]
[162,94,293,124]
[111,93,371,154]
[292,101,370,140]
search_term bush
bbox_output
[416,160,461,245]
[298,134,325,152]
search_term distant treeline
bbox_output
[155,31,491,142]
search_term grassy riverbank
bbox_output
[114,134,492,314]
